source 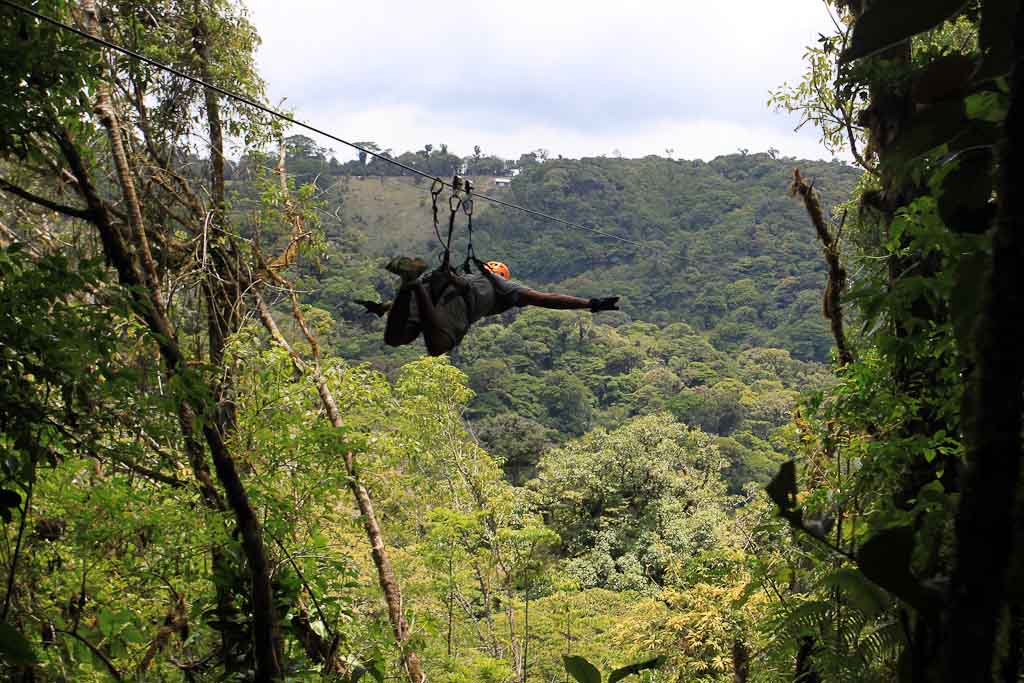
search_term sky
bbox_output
[244,0,841,163]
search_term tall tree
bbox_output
[766,1,1024,680]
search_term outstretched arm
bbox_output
[518,289,619,312]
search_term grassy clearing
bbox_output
[334,175,500,256]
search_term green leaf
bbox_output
[966,91,1009,123]
[120,626,146,644]
[823,568,891,618]
[890,215,909,243]
[367,658,385,683]
[97,608,116,637]
[563,655,602,683]
[0,622,37,664]
[841,0,971,63]
[609,656,667,683]
[950,252,990,358]
[947,121,1001,156]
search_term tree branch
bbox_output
[1,459,33,622]
[57,629,124,682]
[253,283,426,683]
[67,5,282,676]
[0,177,96,221]
[790,169,854,366]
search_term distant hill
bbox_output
[240,151,862,485]
[471,154,861,361]
[295,152,860,363]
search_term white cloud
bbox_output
[299,103,835,162]
[242,0,842,161]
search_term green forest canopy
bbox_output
[0,1,1022,682]
[234,148,852,488]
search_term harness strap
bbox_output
[442,175,464,271]
[429,177,444,247]
[461,180,476,273]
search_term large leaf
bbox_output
[608,656,667,683]
[766,461,803,527]
[368,659,385,683]
[0,489,20,510]
[911,55,976,104]
[842,0,971,62]
[948,119,1002,155]
[0,622,37,665]
[823,568,891,618]
[965,90,1009,123]
[563,655,602,683]
[950,251,990,359]
[857,526,939,613]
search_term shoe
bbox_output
[385,256,428,285]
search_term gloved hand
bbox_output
[588,296,620,312]
[355,299,391,318]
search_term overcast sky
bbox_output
[244,0,840,162]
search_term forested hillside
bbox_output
[237,149,854,486]
[1,1,1022,682]
[261,147,860,362]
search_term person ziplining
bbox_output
[358,257,619,356]
[356,177,620,356]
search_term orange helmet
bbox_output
[484,261,511,280]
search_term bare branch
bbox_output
[0,177,96,221]
[790,169,854,366]
[57,629,124,682]
[253,282,426,683]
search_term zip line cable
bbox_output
[1,0,644,248]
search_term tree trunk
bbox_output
[253,291,426,683]
[1001,604,1024,683]
[192,5,241,398]
[74,4,282,678]
[947,6,1024,680]
[732,637,750,683]
[794,636,820,683]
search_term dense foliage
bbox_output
[1,0,1021,682]
[236,148,848,488]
